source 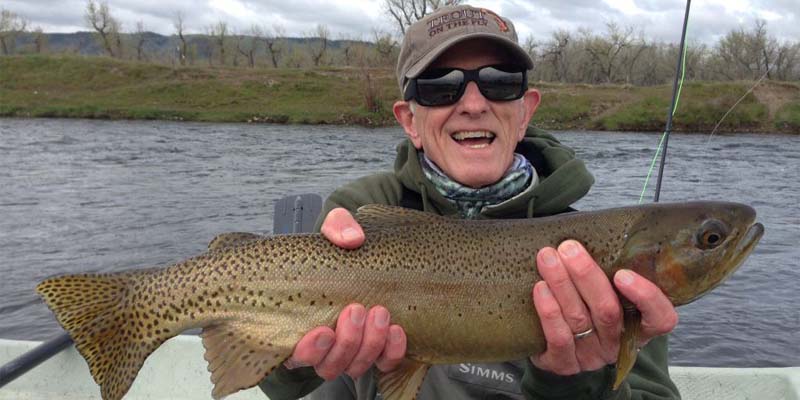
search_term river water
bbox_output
[0,118,797,367]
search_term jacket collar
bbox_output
[393,126,595,218]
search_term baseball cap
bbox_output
[395,5,534,93]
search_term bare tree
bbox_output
[337,32,359,66]
[308,23,330,66]
[208,21,228,65]
[619,29,647,84]
[542,30,571,82]
[173,12,188,65]
[772,42,800,81]
[85,0,120,57]
[384,0,462,35]
[134,21,147,61]
[522,34,538,67]
[582,23,636,83]
[750,19,776,78]
[33,26,47,53]
[0,8,28,55]
[114,20,123,58]
[712,20,779,80]
[284,47,309,68]
[263,24,285,68]
[372,29,398,66]
[236,25,260,68]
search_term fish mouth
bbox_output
[733,222,764,263]
[720,221,764,279]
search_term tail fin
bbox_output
[36,271,169,400]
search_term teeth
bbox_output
[452,131,495,141]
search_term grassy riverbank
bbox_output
[1,55,799,133]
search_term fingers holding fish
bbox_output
[314,304,367,380]
[614,269,679,346]
[284,304,404,381]
[375,325,407,373]
[532,242,623,374]
[283,326,335,370]
[345,306,392,378]
[556,240,622,365]
[536,246,593,336]
[320,207,365,249]
[531,281,581,375]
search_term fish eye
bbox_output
[695,219,729,250]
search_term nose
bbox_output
[457,81,489,116]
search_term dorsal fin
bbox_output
[355,204,445,229]
[207,232,264,252]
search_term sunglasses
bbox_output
[403,64,528,107]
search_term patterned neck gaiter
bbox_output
[419,153,537,219]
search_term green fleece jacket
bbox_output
[259,127,680,400]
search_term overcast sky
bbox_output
[3,0,799,44]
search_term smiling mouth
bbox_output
[451,131,495,149]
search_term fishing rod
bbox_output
[640,0,692,203]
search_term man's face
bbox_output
[394,39,540,188]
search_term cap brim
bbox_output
[404,33,534,81]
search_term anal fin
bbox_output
[376,358,430,400]
[201,321,298,399]
[614,302,642,390]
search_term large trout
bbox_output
[36,201,763,400]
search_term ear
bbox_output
[393,100,423,149]
[518,88,541,140]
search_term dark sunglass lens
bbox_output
[478,67,525,100]
[415,69,464,106]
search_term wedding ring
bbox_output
[574,328,594,340]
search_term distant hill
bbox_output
[12,31,366,61]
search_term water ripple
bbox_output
[0,118,797,368]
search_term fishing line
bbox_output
[638,0,691,204]
[705,67,772,146]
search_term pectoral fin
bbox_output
[376,358,430,400]
[614,303,642,390]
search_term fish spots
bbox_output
[40,217,654,400]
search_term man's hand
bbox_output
[283,208,407,380]
[531,240,678,376]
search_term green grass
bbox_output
[534,93,593,127]
[670,82,768,131]
[596,95,671,131]
[0,54,797,133]
[775,103,800,131]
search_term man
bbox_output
[261,5,680,399]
